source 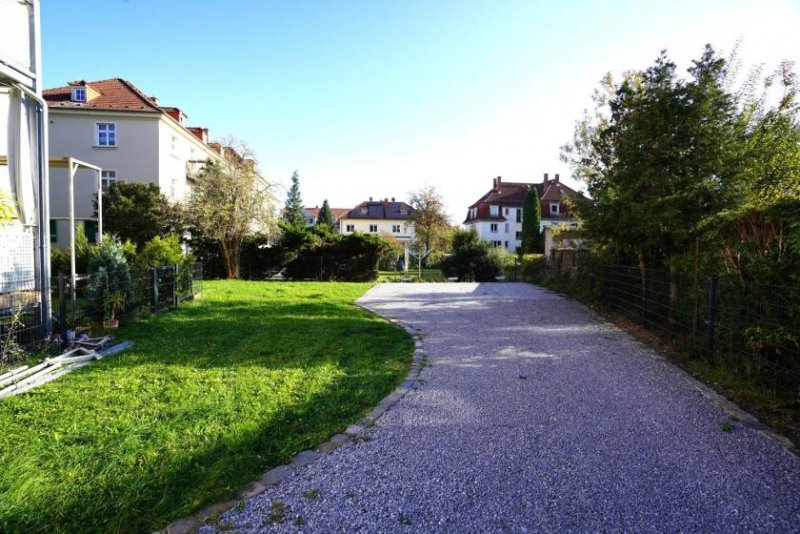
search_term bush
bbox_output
[440,229,500,282]
[87,236,135,319]
[521,253,547,282]
[50,222,92,275]
[134,234,188,270]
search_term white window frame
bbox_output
[392,225,400,233]
[490,223,498,233]
[72,87,86,102]
[95,122,117,147]
[550,202,560,215]
[101,169,117,192]
[369,224,378,233]
[346,224,355,232]
[489,205,499,217]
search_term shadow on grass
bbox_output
[0,282,413,534]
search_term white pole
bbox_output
[69,159,76,302]
[96,168,102,242]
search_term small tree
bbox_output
[441,229,500,282]
[283,171,306,227]
[521,186,542,253]
[99,182,175,249]
[408,186,450,263]
[186,141,272,278]
[317,199,335,230]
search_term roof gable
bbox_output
[44,78,163,112]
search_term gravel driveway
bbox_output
[201,283,800,533]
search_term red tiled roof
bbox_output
[464,176,586,224]
[43,78,163,112]
[305,207,350,221]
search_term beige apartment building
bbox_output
[43,78,221,247]
[338,197,415,244]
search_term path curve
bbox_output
[202,283,800,533]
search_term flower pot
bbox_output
[102,319,119,329]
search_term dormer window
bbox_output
[490,205,499,217]
[72,87,86,102]
[360,207,368,215]
[550,202,560,215]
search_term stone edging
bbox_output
[159,308,425,534]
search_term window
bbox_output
[49,220,58,243]
[346,224,355,232]
[392,225,401,233]
[504,223,509,233]
[504,208,508,215]
[399,209,408,216]
[550,202,560,215]
[516,209,522,223]
[492,241,502,248]
[515,231,522,240]
[504,241,508,248]
[101,170,117,192]
[490,223,498,232]
[490,205,499,217]
[95,123,116,147]
[84,221,98,244]
[72,87,86,102]
[360,207,368,215]
[369,224,378,232]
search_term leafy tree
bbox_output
[521,186,542,253]
[99,182,175,249]
[317,199,334,230]
[133,234,189,270]
[408,186,450,260]
[440,229,500,282]
[87,235,135,318]
[283,171,306,227]
[186,143,272,279]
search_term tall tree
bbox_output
[283,171,306,227]
[408,186,449,256]
[316,199,334,230]
[187,141,271,278]
[521,186,542,253]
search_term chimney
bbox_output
[369,196,373,201]
[150,96,159,105]
[554,173,560,184]
[391,197,395,202]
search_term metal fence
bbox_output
[1,262,203,364]
[544,263,800,400]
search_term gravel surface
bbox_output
[200,283,800,533]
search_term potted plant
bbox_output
[102,290,127,329]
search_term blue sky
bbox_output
[41,0,800,221]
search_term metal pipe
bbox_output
[13,81,51,339]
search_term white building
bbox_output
[463,174,585,254]
[43,78,222,247]
[0,0,51,336]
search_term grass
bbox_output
[377,269,448,282]
[0,281,413,533]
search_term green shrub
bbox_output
[87,236,135,318]
[521,253,547,282]
[133,234,187,270]
[50,222,92,275]
[440,229,500,282]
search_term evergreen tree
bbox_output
[521,186,542,253]
[317,199,334,230]
[283,171,306,227]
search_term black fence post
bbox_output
[706,275,719,357]
[172,264,179,308]
[151,267,159,313]
[58,274,67,337]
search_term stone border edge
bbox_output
[158,304,425,534]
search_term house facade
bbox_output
[43,78,222,247]
[339,197,415,244]
[463,173,585,253]
[0,0,52,336]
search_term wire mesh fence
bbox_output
[1,262,203,366]
[544,263,800,400]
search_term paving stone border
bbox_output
[158,311,425,534]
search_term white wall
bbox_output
[157,118,218,202]
[339,218,415,242]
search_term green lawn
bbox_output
[0,281,413,533]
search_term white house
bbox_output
[463,174,585,253]
[339,197,415,244]
[0,0,52,336]
[43,78,223,247]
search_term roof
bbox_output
[43,78,163,112]
[343,200,414,220]
[305,207,350,221]
[464,176,586,224]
